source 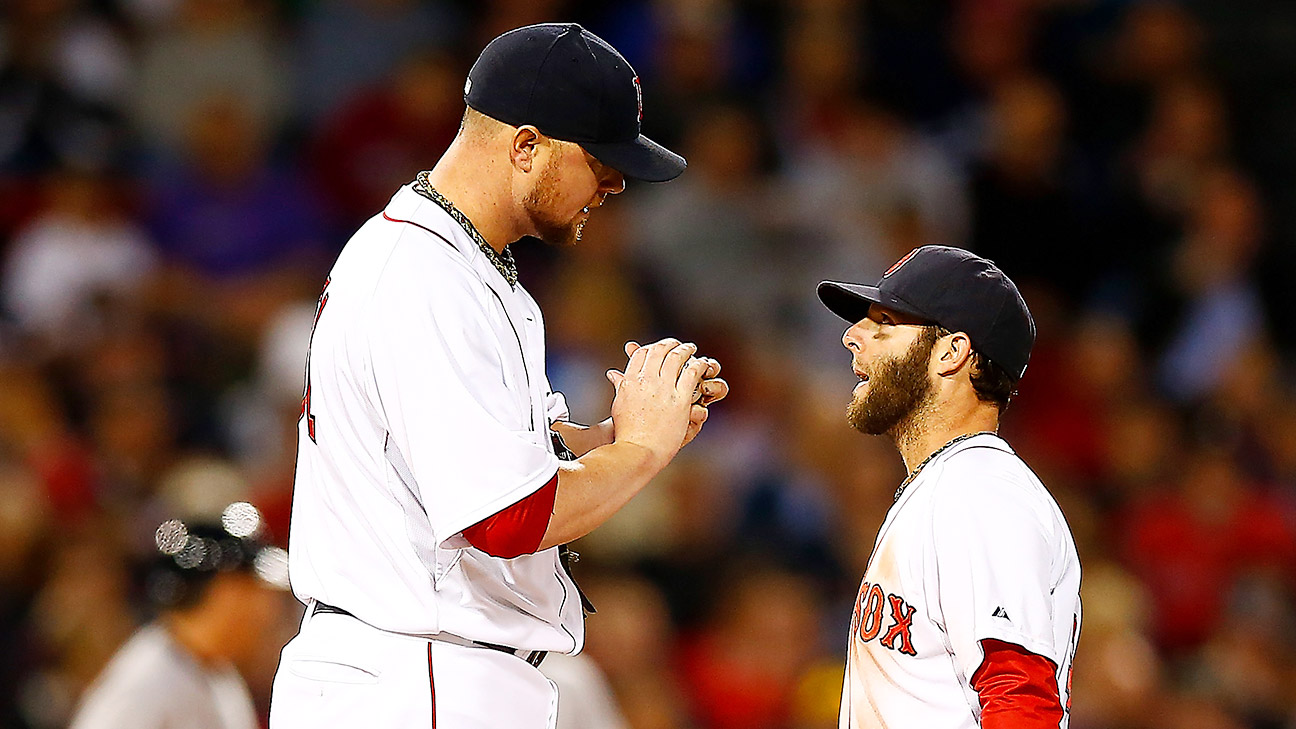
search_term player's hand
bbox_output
[605,338,708,466]
[614,340,728,450]
[622,341,727,406]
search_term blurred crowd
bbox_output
[1,0,1295,728]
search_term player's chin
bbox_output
[537,219,583,247]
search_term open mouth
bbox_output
[853,368,869,392]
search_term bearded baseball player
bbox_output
[818,246,1082,728]
[268,23,727,729]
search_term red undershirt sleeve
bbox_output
[971,639,1065,729]
[461,473,558,558]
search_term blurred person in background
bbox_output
[679,567,826,729]
[130,0,285,157]
[293,0,462,124]
[68,503,288,729]
[1,169,156,355]
[308,51,465,234]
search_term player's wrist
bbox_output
[609,437,674,475]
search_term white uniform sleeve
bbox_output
[365,254,559,545]
[928,450,1062,681]
[545,386,571,424]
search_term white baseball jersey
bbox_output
[284,182,583,653]
[839,433,1081,728]
[70,624,257,729]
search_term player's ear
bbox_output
[934,331,974,377]
[509,126,543,173]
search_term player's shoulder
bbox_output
[928,436,1051,512]
[72,626,194,723]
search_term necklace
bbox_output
[894,431,995,501]
[413,170,519,287]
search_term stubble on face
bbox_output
[523,147,585,247]
[847,327,938,437]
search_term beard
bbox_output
[847,328,938,436]
[523,154,585,247]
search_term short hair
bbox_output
[926,325,1017,413]
[969,351,1016,413]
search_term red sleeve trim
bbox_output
[461,473,557,558]
[971,639,1064,729]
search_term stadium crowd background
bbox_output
[1,0,1295,727]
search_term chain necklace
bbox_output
[413,170,518,287]
[894,431,995,501]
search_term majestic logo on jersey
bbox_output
[851,580,917,656]
[883,249,919,278]
[992,606,1011,620]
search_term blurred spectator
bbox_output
[2,171,156,353]
[0,0,132,175]
[293,0,462,123]
[679,568,825,729]
[541,204,654,424]
[580,574,692,729]
[131,0,287,157]
[783,99,968,362]
[308,51,464,232]
[967,73,1095,302]
[67,507,289,729]
[1156,167,1267,403]
[625,103,783,344]
[1120,444,1296,654]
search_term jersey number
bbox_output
[301,276,331,443]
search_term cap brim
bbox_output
[817,281,934,324]
[582,134,686,182]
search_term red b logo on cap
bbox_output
[884,249,919,278]
[633,76,643,122]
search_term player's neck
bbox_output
[892,401,999,475]
[424,147,524,254]
[163,612,227,667]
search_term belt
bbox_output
[310,601,547,667]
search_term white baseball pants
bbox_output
[269,606,559,728]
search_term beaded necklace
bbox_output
[894,431,995,501]
[413,170,519,287]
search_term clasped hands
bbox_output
[605,339,729,452]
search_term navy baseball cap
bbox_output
[465,23,686,183]
[146,502,288,608]
[817,246,1036,380]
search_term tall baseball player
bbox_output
[269,23,728,729]
[70,504,289,729]
[817,246,1081,728]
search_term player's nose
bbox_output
[842,320,867,352]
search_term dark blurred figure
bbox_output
[308,52,464,233]
[294,0,462,123]
[1154,167,1266,403]
[0,0,132,176]
[131,0,286,157]
[679,568,825,729]
[2,170,156,355]
[966,73,1095,304]
[0,464,53,729]
[1120,444,1296,655]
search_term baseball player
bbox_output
[269,23,727,729]
[817,245,1082,728]
[70,503,289,729]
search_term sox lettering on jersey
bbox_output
[851,581,917,657]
